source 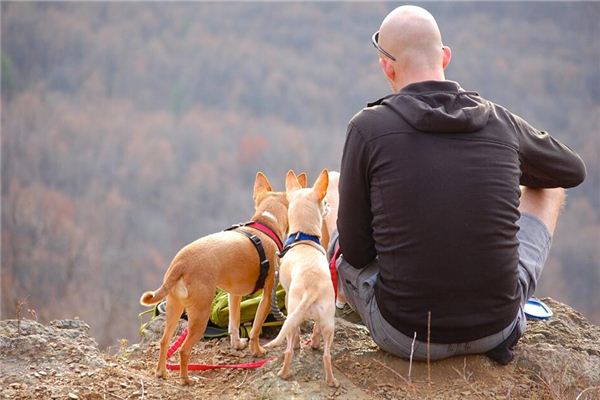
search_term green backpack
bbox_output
[139,284,287,339]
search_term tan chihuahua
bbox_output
[265,169,339,387]
[140,172,289,385]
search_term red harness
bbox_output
[245,221,284,252]
[225,220,284,293]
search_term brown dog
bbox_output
[265,169,339,387]
[140,172,289,385]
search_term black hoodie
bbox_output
[338,80,586,343]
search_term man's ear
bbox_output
[285,170,301,192]
[297,172,308,188]
[442,45,452,70]
[253,172,272,203]
[312,168,329,201]
[379,57,396,84]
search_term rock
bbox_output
[0,298,598,400]
[239,298,600,399]
[0,318,108,376]
[51,320,90,331]
[516,298,600,388]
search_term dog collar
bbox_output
[278,231,321,258]
[285,231,321,247]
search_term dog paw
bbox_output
[327,377,340,388]
[250,342,266,356]
[277,369,291,380]
[231,337,248,350]
[179,376,193,386]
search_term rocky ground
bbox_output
[1,298,599,399]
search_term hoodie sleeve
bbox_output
[338,122,377,269]
[512,113,586,188]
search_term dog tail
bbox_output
[264,291,316,348]
[139,262,186,306]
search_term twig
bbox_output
[408,331,417,383]
[15,298,26,335]
[235,370,249,389]
[140,378,145,400]
[576,386,600,400]
[535,372,560,400]
[427,311,431,386]
[372,359,411,385]
[506,383,513,400]
[28,308,38,321]
[452,357,472,382]
[105,392,126,400]
[535,362,571,400]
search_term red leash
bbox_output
[165,328,276,371]
[329,246,342,299]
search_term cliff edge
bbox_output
[1,298,599,399]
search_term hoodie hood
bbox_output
[374,80,491,133]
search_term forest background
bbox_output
[1,2,599,347]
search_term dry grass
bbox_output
[15,298,27,335]
[427,311,431,386]
[452,357,473,383]
[408,331,417,383]
[576,386,600,400]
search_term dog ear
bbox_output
[285,170,301,192]
[254,172,272,201]
[312,168,329,201]
[297,172,308,188]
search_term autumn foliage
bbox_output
[1,2,599,346]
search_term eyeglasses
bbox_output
[371,31,396,61]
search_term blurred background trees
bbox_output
[2,2,599,346]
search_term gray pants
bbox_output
[336,213,551,360]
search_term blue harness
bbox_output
[271,231,323,321]
[278,231,321,258]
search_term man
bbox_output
[336,5,586,363]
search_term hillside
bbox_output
[1,298,599,399]
[2,2,599,347]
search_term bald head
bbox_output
[376,6,450,90]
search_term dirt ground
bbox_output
[1,298,599,399]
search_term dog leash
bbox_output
[165,328,276,371]
[329,246,341,299]
[271,262,287,322]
